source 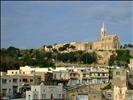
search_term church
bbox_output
[70,23,120,51]
[47,23,120,52]
[92,23,120,50]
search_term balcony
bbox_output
[70,75,79,79]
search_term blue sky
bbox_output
[1,1,133,48]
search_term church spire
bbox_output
[101,22,107,40]
[102,22,105,30]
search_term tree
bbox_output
[127,43,133,48]
[81,52,97,64]
[109,54,117,65]
[69,45,76,49]
[47,45,52,48]
[116,50,131,67]
[7,46,20,58]
[64,43,70,48]
[43,45,46,48]
[58,46,66,51]
[52,48,58,53]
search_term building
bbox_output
[90,67,109,84]
[0,73,41,98]
[26,83,64,100]
[43,23,120,52]
[67,67,109,86]
[53,70,70,86]
[113,68,127,100]
[126,90,133,100]
[7,66,49,82]
[66,84,106,100]
[128,58,133,71]
[102,90,113,100]
[92,23,120,50]
[76,90,102,100]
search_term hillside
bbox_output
[0,46,132,71]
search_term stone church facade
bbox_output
[70,23,120,51]
[45,23,120,52]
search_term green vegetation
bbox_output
[1,46,97,71]
[120,43,133,49]
[102,82,112,90]
[1,47,55,71]
[116,50,132,67]
[109,68,113,80]
[1,45,132,71]
[109,50,132,67]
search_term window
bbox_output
[30,79,33,82]
[98,73,100,76]
[58,94,61,98]
[42,94,46,99]
[129,75,133,78]
[116,71,120,76]
[51,94,53,99]
[28,95,30,100]
[9,80,11,82]
[9,88,11,95]
[33,94,38,99]
[12,72,14,74]
[2,79,7,84]
[43,89,45,92]
[15,72,17,74]
[20,79,21,82]
[13,78,17,83]
[83,74,86,77]
[2,89,7,96]
[23,79,28,82]
[54,74,56,79]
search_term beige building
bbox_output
[66,84,106,100]
[113,68,127,100]
[72,23,120,51]
[76,90,102,100]
[92,23,120,50]
[126,90,133,100]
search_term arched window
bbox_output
[51,93,53,99]
[28,95,30,100]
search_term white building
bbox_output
[26,83,64,100]
[0,74,41,98]
[67,67,109,86]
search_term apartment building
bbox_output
[53,70,70,86]
[67,67,109,86]
[7,66,49,82]
[0,73,41,98]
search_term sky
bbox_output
[1,1,133,48]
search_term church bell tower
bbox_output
[101,23,108,40]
